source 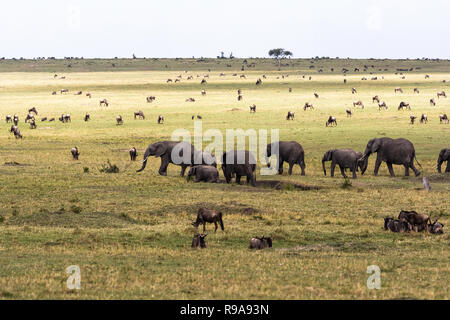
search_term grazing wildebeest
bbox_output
[64,114,71,122]
[146,96,156,102]
[255,78,262,85]
[191,233,207,249]
[201,79,207,85]
[361,77,367,80]
[28,107,38,115]
[49,118,55,122]
[398,210,430,232]
[289,87,292,92]
[196,115,202,119]
[29,119,37,129]
[237,94,243,101]
[286,111,295,120]
[351,88,357,94]
[420,114,428,124]
[314,92,319,98]
[167,79,172,83]
[240,74,246,79]
[158,115,164,124]
[249,104,256,113]
[129,147,137,161]
[437,91,446,98]
[13,115,19,126]
[192,208,224,232]
[60,89,69,94]
[378,101,388,110]
[5,115,12,123]
[394,87,403,93]
[25,113,35,123]
[344,79,347,84]
[383,217,412,233]
[398,101,410,110]
[249,236,272,249]
[86,93,92,98]
[372,96,380,103]
[99,99,109,107]
[52,91,57,95]
[425,74,430,79]
[41,117,47,122]
[201,90,206,96]
[303,102,314,111]
[116,115,123,125]
[75,91,82,95]
[410,115,417,124]
[174,79,180,83]
[10,125,22,139]
[439,114,449,124]
[346,108,352,117]
[326,116,337,127]
[71,147,80,160]
[134,110,145,120]
[414,88,419,94]
[430,98,436,106]
[186,98,195,102]
[237,89,241,95]
[353,100,364,109]
[84,113,90,121]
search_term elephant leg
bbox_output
[446,160,450,172]
[203,223,206,232]
[386,162,395,177]
[298,159,306,176]
[180,165,188,177]
[403,164,409,177]
[158,160,169,176]
[339,165,347,178]
[374,156,382,176]
[236,175,241,184]
[352,163,357,179]
[288,161,294,175]
[330,161,336,177]
[278,160,284,175]
[410,162,420,176]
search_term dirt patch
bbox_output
[228,108,241,111]
[254,180,321,191]
[419,174,450,183]
[4,162,30,167]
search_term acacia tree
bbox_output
[268,48,293,69]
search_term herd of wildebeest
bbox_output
[3,70,449,248]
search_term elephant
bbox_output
[437,148,450,173]
[360,137,421,177]
[221,150,256,186]
[266,141,306,176]
[322,149,367,179]
[187,165,219,183]
[137,141,196,176]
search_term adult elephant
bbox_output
[221,150,256,186]
[322,149,367,179]
[137,141,196,176]
[360,138,421,177]
[266,141,306,175]
[437,148,450,173]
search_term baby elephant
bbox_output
[71,147,80,160]
[249,236,272,249]
[322,149,367,179]
[129,147,137,161]
[384,217,412,233]
[187,165,219,183]
[398,210,430,231]
[191,233,207,248]
[192,207,224,232]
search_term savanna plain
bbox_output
[0,58,449,299]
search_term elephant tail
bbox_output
[218,213,224,231]
[414,155,422,168]
[322,160,327,176]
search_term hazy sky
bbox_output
[1,0,449,59]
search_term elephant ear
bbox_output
[323,150,333,161]
[370,139,382,153]
[153,142,167,157]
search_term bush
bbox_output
[99,160,119,173]
[341,179,353,189]
[83,167,89,173]
[70,205,82,214]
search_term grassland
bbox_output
[0,58,449,299]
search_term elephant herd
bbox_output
[132,139,449,184]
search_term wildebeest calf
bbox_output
[191,233,207,248]
[249,236,272,249]
[384,217,412,232]
[192,208,224,232]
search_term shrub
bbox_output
[99,160,119,173]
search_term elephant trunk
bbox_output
[137,149,150,172]
[359,156,368,175]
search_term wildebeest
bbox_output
[249,236,272,249]
[394,87,403,93]
[52,91,57,95]
[116,115,123,125]
[372,96,380,103]
[86,93,92,98]
[430,98,436,106]
[5,115,12,123]
[398,101,410,110]
[158,115,164,124]
[10,125,22,139]
[378,101,388,110]
[146,96,156,102]
[25,113,35,123]
[353,100,364,109]
[410,115,417,124]
[71,147,80,160]
[167,79,173,83]
[84,113,90,121]
[237,94,243,101]
[439,114,449,124]
[384,217,412,233]
[289,87,292,92]
[40,117,47,122]
[60,89,69,94]
[201,90,206,96]
[428,220,444,234]
[425,74,430,79]
[191,233,207,249]
[255,78,262,85]
[249,104,256,113]
[201,79,207,85]
[134,110,145,120]
[13,114,19,125]
[346,108,352,117]
[286,111,294,120]
[28,107,38,115]
[75,91,82,95]
[129,147,137,161]
[314,93,319,98]
[99,99,109,107]
[49,118,55,122]
[420,114,428,124]
[192,208,224,232]
[414,88,419,94]
[186,98,195,102]
[29,119,37,129]
[437,91,446,98]
[326,116,337,127]
[351,88,357,94]
[398,210,430,232]
[304,102,314,111]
